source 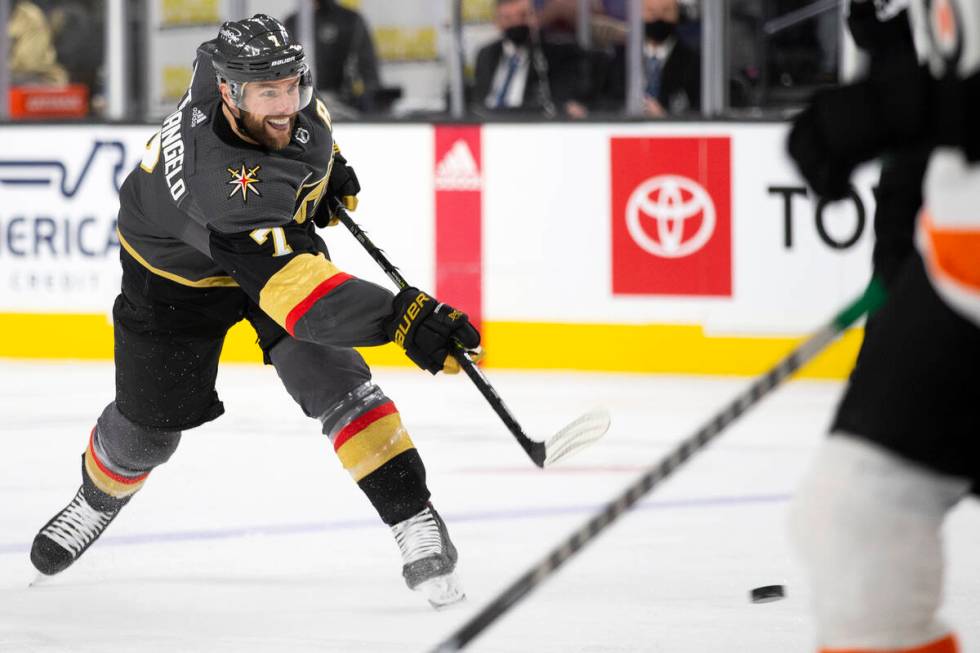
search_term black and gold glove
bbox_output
[315,147,361,227]
[385,287,482,375]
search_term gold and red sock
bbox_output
[83,427,149,500]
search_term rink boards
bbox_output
[0,121,882,377]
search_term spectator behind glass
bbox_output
[45,0,102,93]
[285,0,382,116]
[472,0,588,118]
[7,0,68,85]
[601,0,700,117]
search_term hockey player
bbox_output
[787,1,980,651]
[789,0,932,286]
[789,0,930,290]
[29,15,479,609]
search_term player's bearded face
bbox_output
[238,76,303,150]
[239,108,295,150]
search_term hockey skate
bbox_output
[391,503,465,609]
[31,480,129,577]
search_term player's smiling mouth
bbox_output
[267,117,292,132]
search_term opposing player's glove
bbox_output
[385,287,482,375]
[788,23,930,202]
[787,95,860,201]
[315,148,361,228]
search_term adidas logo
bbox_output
[435,139,481,191]
[190,107,208,128]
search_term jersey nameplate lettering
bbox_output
[160,110,187,202]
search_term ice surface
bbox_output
[1,361,977,652]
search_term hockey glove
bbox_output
[788,51,931,201]
[787,98,858,201]
[385,287,482,375]
[316,149,361,228]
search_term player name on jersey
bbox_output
[160,110,187,202]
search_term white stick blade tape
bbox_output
[543,408,611,466]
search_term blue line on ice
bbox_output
[0,492,791,555]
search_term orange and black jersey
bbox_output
[116,41,393,347]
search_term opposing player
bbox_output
[29,15,479,609]
[789,0,930,290]
[787,1,980,651]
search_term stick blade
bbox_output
[543,408,611,467]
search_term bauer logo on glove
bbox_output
[385,287,482,375]
[392,291,431,348]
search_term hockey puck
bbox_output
[750,585,785,603]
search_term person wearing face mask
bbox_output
[472,0,588,118]
[602,0,701,117]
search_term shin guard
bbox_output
[323,382,430,525]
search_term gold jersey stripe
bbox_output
[117,230,239,288]
[335,413,416,482]
[259,252,344,327]
[293,164,330,225]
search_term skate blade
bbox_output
[29,572,49,588]
[416,572,466,610]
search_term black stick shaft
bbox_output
[430,281,886,652]
[334,208,410,290]
[333,203,546,467]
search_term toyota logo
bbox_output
[625,175,716,258]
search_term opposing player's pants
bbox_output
[789,435,969,652]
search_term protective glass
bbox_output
[235,73,314,115]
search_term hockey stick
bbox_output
[331,199,611,468]
[429,279,887,652]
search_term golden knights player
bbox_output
[29,15,479,609]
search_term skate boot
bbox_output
[391,503,465,609]
[31,479,129,576]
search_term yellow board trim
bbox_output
[118,230,238,288]
[335,413,415,481]
[258,253,343,327]
[0,313,864,379]
[481,321,866,379]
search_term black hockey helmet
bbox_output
[212,14,314,114]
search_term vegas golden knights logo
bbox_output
[227,164,262,202]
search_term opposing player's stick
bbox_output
[331,200,610,468]
[429,280,887,652]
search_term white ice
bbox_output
[1,361,977,652]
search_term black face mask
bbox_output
[504,24,532,47]
[644,20,676,43]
